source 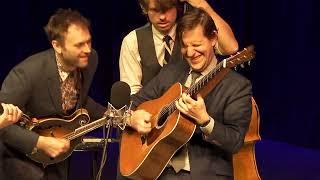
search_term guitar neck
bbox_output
[164,45,255,114]
[187,60,226,97]
[164,60,229,114]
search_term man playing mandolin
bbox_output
[122,8,252,180]
[0,9,106,180]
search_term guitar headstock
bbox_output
[222,45,256,69]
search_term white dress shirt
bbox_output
[169,58,217,173]
[119,24,176,94]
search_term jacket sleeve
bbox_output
[130,66,166,109]
[84,96,107,120]
[0,66,39,154]
[205,78,252,154]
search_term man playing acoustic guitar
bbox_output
[0,9,106,180]
[122,8,252,180]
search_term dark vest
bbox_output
[136,23,183,86]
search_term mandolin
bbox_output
[23,105,128,167]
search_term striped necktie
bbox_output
[163,35,172,64]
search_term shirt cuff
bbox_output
[199,116,215,136]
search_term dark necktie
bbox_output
[163,35,172,64]
[171,71,201,171]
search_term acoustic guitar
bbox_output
[120,46,256,180]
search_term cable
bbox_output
[95,120,112,180]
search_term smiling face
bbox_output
[181,24,217,72]
[146,0,177,34]
[53,24,92,70]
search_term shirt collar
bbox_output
[151,24,177,42]
[188,56,218,77]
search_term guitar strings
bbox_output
[152,47,254,120]
[157,61,223,120]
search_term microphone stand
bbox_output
[94,102,132,180]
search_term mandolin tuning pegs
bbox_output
[234,66,237,71]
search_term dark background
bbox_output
[1,0,319,179]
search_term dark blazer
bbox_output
[131,59,252,179]
[0,49,106,180]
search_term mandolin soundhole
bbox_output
[79,116,89,126]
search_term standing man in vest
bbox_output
[120,0,239,94]
[0,9,107,180]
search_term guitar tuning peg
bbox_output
[240,64,245,68]
[234,66,237,71]
[248,61,251,66]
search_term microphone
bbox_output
[110,81,131,109]
[95,81,131,180]
[106,81,132,130]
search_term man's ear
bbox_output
[139,4,148,15]
[211,31,218,47]
[52,40,62,54]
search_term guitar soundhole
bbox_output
[140,135,146,145]
[157,110,170,127]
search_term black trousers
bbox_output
[158,167,191,180]
[159,167,233,180]
[0,140,6,180]
[117,167,233,180]
[2,144,69,180]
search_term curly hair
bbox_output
[44,8,90,44]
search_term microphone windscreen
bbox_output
[110,81,131,109]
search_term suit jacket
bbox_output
[131,59,252,179]
[0,49,106,180]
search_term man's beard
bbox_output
[59,51,89,70]
[60,54,80,70]
[63,57,79,67]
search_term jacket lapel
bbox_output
[177,59,190,85]
[46,49,63,114]
[76,70,86,109]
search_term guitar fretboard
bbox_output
[159,59,226,118]
[158,45,255,122]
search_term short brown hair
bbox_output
[44,8,90,43]
[138,0,178,14]
[177,8,217,43]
